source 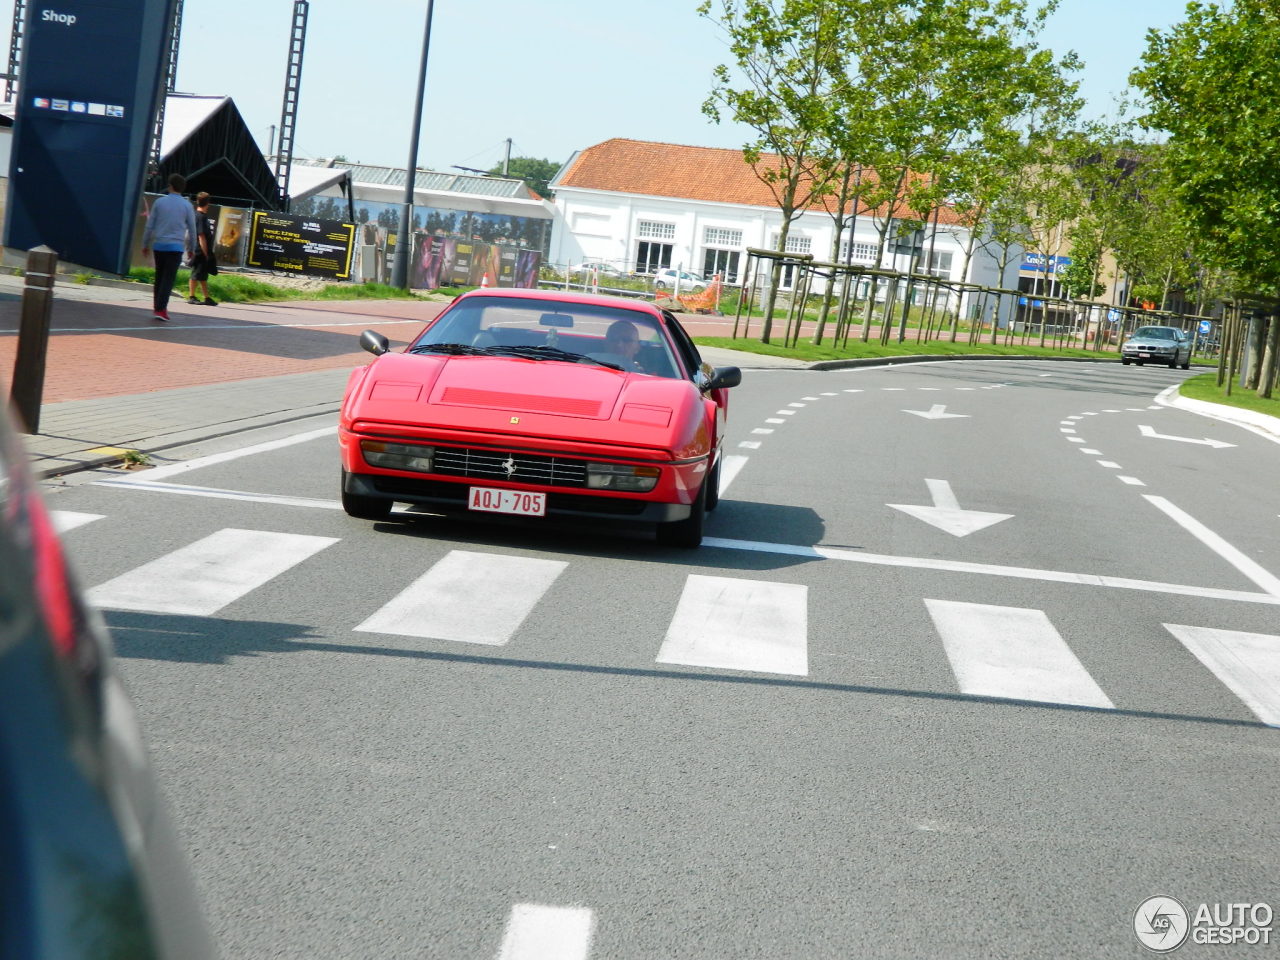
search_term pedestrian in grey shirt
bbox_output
[141,173,197,321]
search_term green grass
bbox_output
[127,268,423,303]
[1178,372,1280,420]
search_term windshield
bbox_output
[1132,326,1176,340]
[412,296,683,378]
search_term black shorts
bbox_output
[190,253,215,281]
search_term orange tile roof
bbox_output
[556,138,961,226]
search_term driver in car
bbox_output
[603,319,643,370]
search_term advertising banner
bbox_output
[4,0,178,274]
[247,211,355,278]
[410,235,541,291]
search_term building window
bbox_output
[769,232,811,255]
[702,248,740,283]
[839,240,877,263]
[923,250,953,278]
[704,226,743,247]
[637,220,675,240]
[636,241,672,274]
[767,232,811,287]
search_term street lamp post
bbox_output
[391,1,436,291]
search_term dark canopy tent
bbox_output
[154,94,282,209]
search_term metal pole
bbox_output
[391,1,436,291]
[10,246,58,435]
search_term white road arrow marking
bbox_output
[1138,424,1236,448]
[904,403,969,420]
[888,479,1013,537]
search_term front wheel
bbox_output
[657,481,705,548]
[341,470,392,520]
[1168,360,1178,369]
[1181,360,1191,370]
[1121,358,1131,366]
[705,457,721,512]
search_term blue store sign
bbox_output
[5,0,179,274]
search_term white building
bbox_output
[549,138,1021,322]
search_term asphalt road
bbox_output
[39,358,1280,959]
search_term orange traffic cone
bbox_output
[481,273,490,288]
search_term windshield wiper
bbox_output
[486,344,624,370]
[408,342,489,356]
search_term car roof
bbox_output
[453,286,669,322]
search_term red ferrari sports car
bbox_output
[339,288,741,547]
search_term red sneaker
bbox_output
[153,309,169,322]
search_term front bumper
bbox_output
[343,471,693,523]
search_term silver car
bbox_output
[1121,325,1192,369]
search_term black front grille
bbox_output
[431,445,589,488]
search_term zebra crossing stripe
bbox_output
[1165,624,1280,726]
[657,575,808,676]
[925,599,1114,708]
[51,510,104,533]
[355,550,567,645]
[496,904,594,960]
[87,528,338,616]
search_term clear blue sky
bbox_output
[7,0,1194,174]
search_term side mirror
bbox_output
[360,330,389,356]
[704,366,742,391]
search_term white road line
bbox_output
[718,455,749,496]
[131,425,337,481]
[700,537,1280,606]
[355,550,566,645]
[1097,460,1121,469]
[51,510,104,533]
[918,387,942,391]
[1144,495,1280,597]
[925,599,1114,708]
[739,440,761,449]
[775,409,796,416]
[751,428,774,435]
[882,387,906,391]
[1118,476,1146,486]
[788,402,807,407]
[821,392,839,396]
[496,904,594,960]
[657,575,808,676]
[1060,428,1076,434]
[1083,412,1099,416]
[956,387,976,391]
[1165,624,1280,726]
[1080,448,1101,455]
[87,528,337,615]
[765,417,786,424]
[95,478,345,509]
[1103,409,1121,413]
[802,396,821,400]
[843,389,863,393]
[1067,437,1086,443]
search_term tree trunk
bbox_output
[1258,312,1279,400]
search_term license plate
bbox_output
[1138,352,1150,358]
[468,486,546,517]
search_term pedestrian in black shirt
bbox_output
[186,192,218,306]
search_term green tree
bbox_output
[700,0,851,342]
[1132,0,1280,395]
[487,157,560,199]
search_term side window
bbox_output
[663,311,702,378]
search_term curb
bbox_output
[806,353,1122,371]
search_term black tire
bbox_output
[705,456,721,512]
[657,480,705,548]
[1121,358,1130,366]
[1181,360,1191,370]
[1168,360,1177,369]
[341,471,392,520]
[1136,361,1144,367]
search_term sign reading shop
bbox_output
[5,0,179,274]
[247,212,356,279]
